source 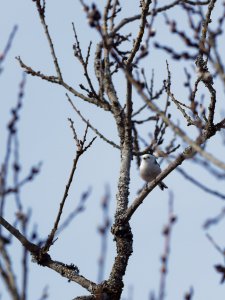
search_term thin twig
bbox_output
[206,233,224,256]
[43,124,96,252]
[203,207,225,229]
[126,0,152,66]
[158,193,177,300]
[67,94,120,149]
[34,0,63,81]
[177,167,225,200]
[57,187,92,236]
[0,25,18,66]
[97,186,111,283]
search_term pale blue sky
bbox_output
[1,1,225,299]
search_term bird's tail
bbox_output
[159,181,168,191]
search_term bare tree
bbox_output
[1,0,225,299]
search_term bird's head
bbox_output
[141,154,155,162]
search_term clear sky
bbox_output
[1,1,225,299]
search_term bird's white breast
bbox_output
[140,160,161,182]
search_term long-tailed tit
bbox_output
[140,154,168,191]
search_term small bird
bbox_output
[140,154,168,190]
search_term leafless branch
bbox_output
[203,207,225,229]
[177,167,225,200]
[111,0,209,35]
[206,233,224,256]
[97,186,111,283]
[43,123,96,253]
[34,0,63,81]
[0,25,18,69]
[67,94,120,150]
[57,187,92,236]
[158,193,177,300]
[0,215,98,292]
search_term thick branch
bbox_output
[0,216,97,293]
[0,216,39,254]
